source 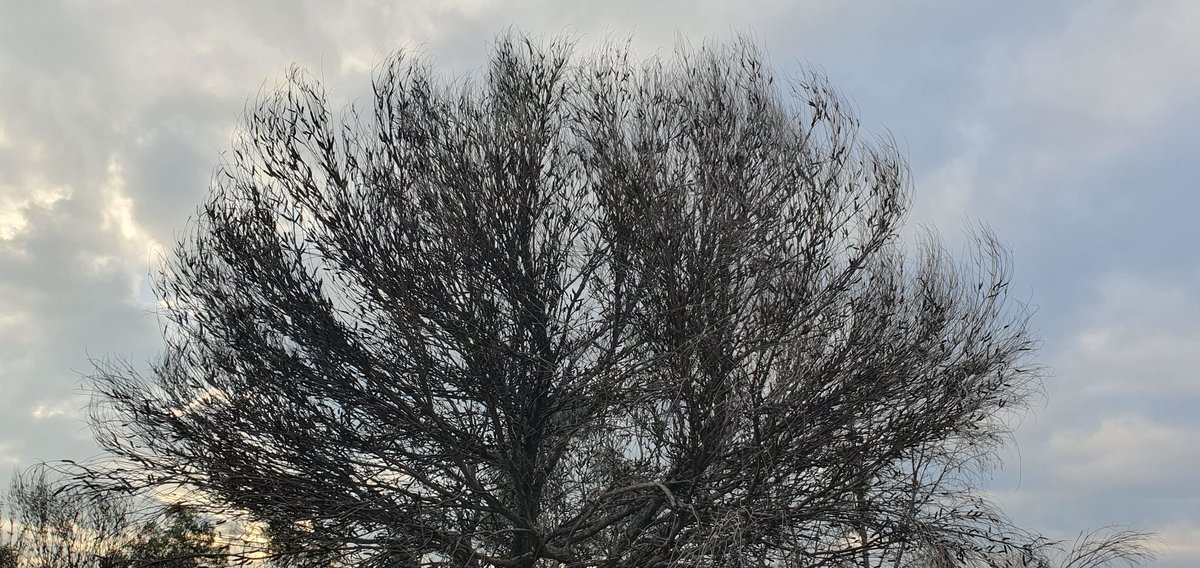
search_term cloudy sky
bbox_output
[1,1,1197,564]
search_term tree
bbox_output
[0,546,14,568]
[1,466,135,568]
[111,504,230,568]
[0,466,228,568]
[86,34,1152,567]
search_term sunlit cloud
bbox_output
[0,184,71,243]
[99,157,162,261]
[31,400,75,420]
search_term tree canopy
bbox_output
[86,34,1151,568]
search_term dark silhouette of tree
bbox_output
[86,34,1153,568]
[0,466,228,568]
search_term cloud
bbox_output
[97,157,164,291]
[0,443,18,470]
[1044,414,1200,491]
[0,185,70,245]
[1054,271,1200,396]
[1157,522,1200,567]
[905,1,1200,247]
[988,269,1200,561]
[1010,0,1200,128]
[31,399,76,421]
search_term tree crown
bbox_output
[84,34,1150,568]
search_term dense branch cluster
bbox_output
[85,35,1140,568]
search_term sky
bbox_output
[1,0,1197,565]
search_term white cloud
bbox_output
[0,442,18,469]
[1043,413,1199,490]
[31,400,75,420]
[0,311,28,334]
[1054,272,1200,395]
[1157,522,1200,566]
[998,271,1200,527]
[1065,329,1200,396]
[0,184,71,244]
[99,157,162,262]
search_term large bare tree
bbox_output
[86,35,1151,568]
